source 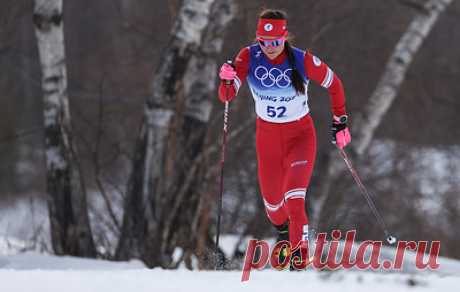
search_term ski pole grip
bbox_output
[224,59,234,86]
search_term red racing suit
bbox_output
[218,44,347,248]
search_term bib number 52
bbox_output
[267,106,286,118]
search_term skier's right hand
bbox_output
[219,63,236,83]
[218,63,237,103]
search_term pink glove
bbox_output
[335,127,351,149]
[219,63,236,81]
[331,115,351,149]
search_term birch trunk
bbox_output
[159,0,237,266]
[33,0,95,257]
[116,0,236,267]
[312,0,453,230]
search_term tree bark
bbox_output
[33,0,96,257]
[116,0,236,268]
[159,0,237,266]
[312,0,453,230]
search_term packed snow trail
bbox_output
[1,252,459,292]
[0,268,459,292]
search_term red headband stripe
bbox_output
[256,19,288,38]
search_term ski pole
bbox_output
[215,60,233,269]
[337,147,397,245]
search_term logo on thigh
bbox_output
[290,160,308,167]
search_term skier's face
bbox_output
[257,35,285,60]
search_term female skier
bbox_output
[218,9,351,265]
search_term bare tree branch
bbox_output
[312,0,453,231]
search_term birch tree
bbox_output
[312,0,453,230]
[33,0,95,256]
[116,0,236,268]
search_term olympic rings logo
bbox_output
[254,66,292,88]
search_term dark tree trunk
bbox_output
[116,0,236,268]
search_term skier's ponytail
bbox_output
[259,9,306,95]
[284,41,305,95]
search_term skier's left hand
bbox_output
[331,115,351,149]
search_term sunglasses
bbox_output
[257,37,285,48]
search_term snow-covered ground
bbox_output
[1,142,459,292]
[1,199,460,292]
[1,235,460,292]
[0,253,458,292]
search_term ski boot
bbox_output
[272,221,290,270]
[290,225,313,271]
